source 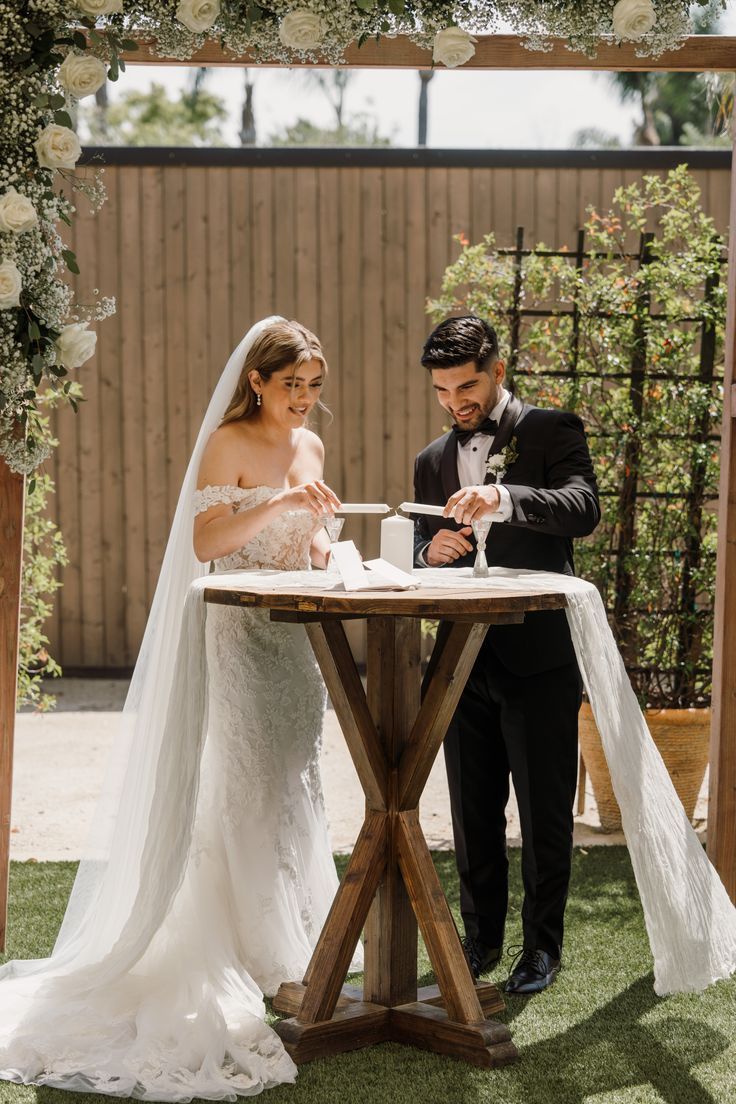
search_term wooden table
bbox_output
[203,578,567,1068]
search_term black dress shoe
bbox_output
[462,936,502,979]
[504,948,561,995]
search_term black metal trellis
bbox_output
[496,226,725,708]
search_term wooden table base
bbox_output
[271,614,520,1070]
[272,980,514,1067]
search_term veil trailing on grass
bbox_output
[0,317,300,1097]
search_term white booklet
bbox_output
[330,541,418,591]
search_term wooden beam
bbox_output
[0,461,24,952]
[124,34,736,72]
[708,118,736,903]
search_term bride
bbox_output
[0,317,357,1099]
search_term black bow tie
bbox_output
[452,417,499,447]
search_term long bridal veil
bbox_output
[0,317,299,1093]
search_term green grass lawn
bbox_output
[1,849,734,1104]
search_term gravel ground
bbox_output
[11,678,708,861]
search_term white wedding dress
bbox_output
[0,481,355,1100]
[1,318,733,1102]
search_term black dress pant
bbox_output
[442,645,582,957]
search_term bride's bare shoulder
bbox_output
[198,421,253,486]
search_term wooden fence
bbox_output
[48,148,731,669]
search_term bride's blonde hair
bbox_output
[221,319,328,425]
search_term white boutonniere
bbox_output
[485,436,519,483]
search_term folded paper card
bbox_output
[330,541,417,591]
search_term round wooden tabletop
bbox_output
[202,579,568,619]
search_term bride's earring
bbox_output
[256,392,262,407]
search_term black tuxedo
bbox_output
[413,394,600,955]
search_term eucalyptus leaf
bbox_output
[62,249,80,276]
[54,110,73,129]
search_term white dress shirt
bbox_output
[455,387,514,521]
[418,388,514,565]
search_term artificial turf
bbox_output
[0,848,734,1104]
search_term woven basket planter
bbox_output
[578,702,711,833]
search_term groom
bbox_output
[413,315,600,995]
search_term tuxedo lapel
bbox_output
[489,394,524,456]
[439,433,461,501]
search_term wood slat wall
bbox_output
[47,157,731,668]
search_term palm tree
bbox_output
[606,4,722,146]
[303,70,352,128]
[418,69,435,146]
[240,69,256,145]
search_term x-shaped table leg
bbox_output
[273,615,518,1068]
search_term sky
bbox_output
[86,10,736,149]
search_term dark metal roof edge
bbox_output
[79,146,732,169]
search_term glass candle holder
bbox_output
[320,514,345,572]
[471,519,492,578]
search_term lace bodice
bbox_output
[194,484,320,572]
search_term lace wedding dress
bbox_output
[196,484,346,996]
[0,485,354,1100]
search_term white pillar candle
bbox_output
[380,514,414,575]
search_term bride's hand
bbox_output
[274,480,342,517]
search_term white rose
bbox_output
[34,124,82,171]
[176,0,220,33]
[74,0,123,15]
[59,53,108,100]
[278,10,323,52]
[0,260,22,310]
[612,0,657,42]
[0,188,38,234]
[55,323,97,369]
[432,26,477,69]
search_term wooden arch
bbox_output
[2,33,736,949]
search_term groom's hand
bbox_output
[425,526,474,566]
[444,485,501,526]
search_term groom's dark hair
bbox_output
[421,315,499,373]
